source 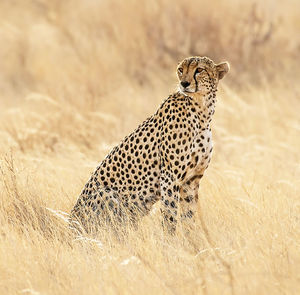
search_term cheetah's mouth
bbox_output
[179,86,195,93]
[180,85,206,95]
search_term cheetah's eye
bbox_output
[178,68,183,74]
[195,68,204,74]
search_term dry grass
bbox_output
[0,0,300,294]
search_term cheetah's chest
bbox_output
[192,128,213,172]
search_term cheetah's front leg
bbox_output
[160,170,181,233]
[179,173,204,225]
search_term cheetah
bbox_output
[70,56,229,233]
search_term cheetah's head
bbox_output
[177,56,229,96]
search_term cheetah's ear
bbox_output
[216,62,230,80]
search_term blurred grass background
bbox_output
[0,0,300,294]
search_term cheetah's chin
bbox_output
[179,88,195,95]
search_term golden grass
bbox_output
[1,0,300,294]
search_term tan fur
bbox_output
[70,56,229,233]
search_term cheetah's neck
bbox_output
[187,89,217,128]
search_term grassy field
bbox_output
[0,0,300,294]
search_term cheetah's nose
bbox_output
[181,81,190,88]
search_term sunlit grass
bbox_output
[0,0,300,294]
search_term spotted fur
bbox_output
[70,56,229,233]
